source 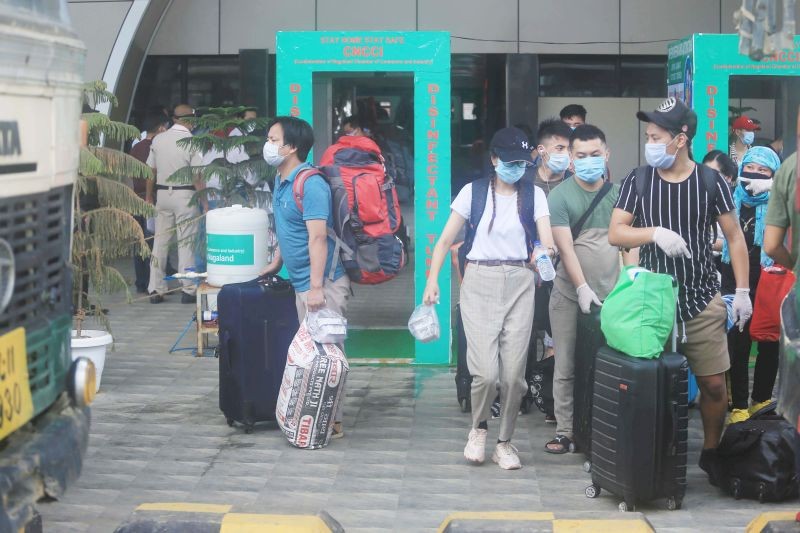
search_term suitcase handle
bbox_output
[667,400,679,456]
[262,320,271,372]
[220,330,233,371]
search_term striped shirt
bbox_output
[615,165,735,322]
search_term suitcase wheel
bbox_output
[758,482,767,503]
[585,484,601,499]
[732,478,742,500]
[583,460,592,473]
[226,418,235,428]
[459,397,471,413]
[618,501,634,512]
[666,496,682,511]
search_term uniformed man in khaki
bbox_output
[145,104,207,304]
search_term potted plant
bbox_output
[168,106,278,263]
[72,81,154,390]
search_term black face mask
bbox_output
[740,170,771,182]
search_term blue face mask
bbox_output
[495,160,527,184]
[741,131,755,145]
[573,156,606,183]
[546,152,570,173]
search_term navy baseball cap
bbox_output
[637,97,697,139]
[490,127,534,165]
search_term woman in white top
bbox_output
[423,127,555,470]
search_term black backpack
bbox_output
[714,402,799,502]
[456,176,538,277]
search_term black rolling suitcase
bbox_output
[573,307,604,461]
[585,345,689,511]
[218,275,299,433]
[454,304,472,412]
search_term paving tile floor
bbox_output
[38,287,798,532]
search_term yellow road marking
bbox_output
[135,502,233,514]
[437,512,556,532]
[746,512,799,533]
[220,513,333,532]
[553,519,654,532]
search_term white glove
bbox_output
[576,283,602,314]
[733,288,753,332]
[652,227,692,259]
[738,177,773,195]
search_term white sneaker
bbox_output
[464,428,487,464]
[492,441,522,470]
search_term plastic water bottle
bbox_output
[533,240,555,281]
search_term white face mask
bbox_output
[645,135,679,169]
[263,141,286,167]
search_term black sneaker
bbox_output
[181,292,197,304]
[149,292,164,304]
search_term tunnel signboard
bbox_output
[668,33,800,158]
[277,31,451,364]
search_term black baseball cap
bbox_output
[636,97,697,139]
[490,127,534,164]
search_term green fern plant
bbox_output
[168,106,275,208]
[166,106,278,262]
[74,81,155,337]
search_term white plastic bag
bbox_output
[145,217,155,234]
[306,309,348,344]
[408,304,440,343]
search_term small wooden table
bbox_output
[196,282,221,356]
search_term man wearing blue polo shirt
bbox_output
[260,116,350,439]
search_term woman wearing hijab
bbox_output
[720,146,782,424]
[423,127,555,470]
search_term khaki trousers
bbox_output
[295,274,351,423]
[460,263,535,442]
[148,189,199,295]
[549,287,580,439]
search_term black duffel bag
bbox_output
[714,402,799,502]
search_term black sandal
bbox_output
[545,435,574,454]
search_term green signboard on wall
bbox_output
[668,33,800,158]
[276,31,451,364]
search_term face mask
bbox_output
[573,156,606,183]
[645,136,679,169]
[545,152,570,173]
[741,131,755,145]
[495,160,526,184]
[263,141,286,167]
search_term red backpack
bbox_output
[292,135,405,285]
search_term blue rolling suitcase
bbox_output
[218,275,299,433]
[586,345,689,511]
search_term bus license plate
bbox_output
[0,328,33,441]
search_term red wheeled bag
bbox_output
[293,136,405,285]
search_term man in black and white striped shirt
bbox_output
[609,98,752,480]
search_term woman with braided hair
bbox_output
[423,127,554,470]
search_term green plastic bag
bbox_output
[600,266,678,359]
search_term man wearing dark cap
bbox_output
[730,115,760,166]
[609,97,751,481]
